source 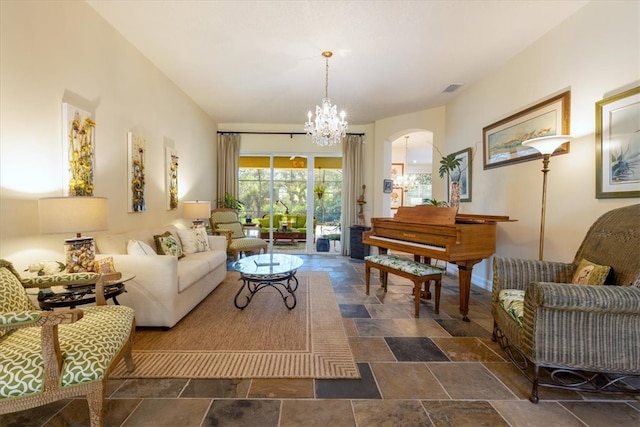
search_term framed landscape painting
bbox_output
[595,86,640,199]
[483,91,571,169]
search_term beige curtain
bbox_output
[341,134,365,256]
[217,133,241,206]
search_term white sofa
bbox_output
[94,225,228,328]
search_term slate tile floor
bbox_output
[3,254,640,426]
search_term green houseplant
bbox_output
[216,192,244,211]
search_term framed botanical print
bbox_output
[595,86,640,199]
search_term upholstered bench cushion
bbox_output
[498,289,525,326]
[365,254,443,276]
[0,305,135,399]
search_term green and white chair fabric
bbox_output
[0,260,136,427]
[210,208,268,260]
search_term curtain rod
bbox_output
[217,131,365,137]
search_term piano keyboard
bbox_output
[368,235,447,252]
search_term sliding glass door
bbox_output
[238,154,342,254]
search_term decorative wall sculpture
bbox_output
[127,132,146,212]
[166,147,179,210]
[62,103,95,196]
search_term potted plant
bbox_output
[438,153,463,208]
[314,183,325,199]
[216,192,244,211]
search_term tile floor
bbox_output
[3,254,639,426]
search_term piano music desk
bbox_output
[365,254,443,318]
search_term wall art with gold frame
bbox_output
[483,91,571,169]
[595,86,640,199]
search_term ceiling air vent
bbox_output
[443,84,463,93]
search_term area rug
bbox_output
[110,271,359,379]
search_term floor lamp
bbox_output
[522,135,571,260]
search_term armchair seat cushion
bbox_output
[0,305,135,398]
[498,289,525,326]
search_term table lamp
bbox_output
[183,200,211,228]
[39,196,109,273]
[522,135,571,260]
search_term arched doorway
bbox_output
[386,129,434,216]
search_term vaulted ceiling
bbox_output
[87,1,588,127]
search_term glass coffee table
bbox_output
[232,253,304,310]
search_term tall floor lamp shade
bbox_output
[183,200,211,228]
[522,135,571,260]
[39,196,108,273]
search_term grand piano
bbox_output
[363,205,511,321]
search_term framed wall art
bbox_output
[447,147,472,203]
[383,179,393,193]
[127,132,146,212]
[390,187,403,210]
[391,163,403,182]
[62,102,95,196]
[165,146,179,210]
[483,91,571,169]
[595,86,640,199]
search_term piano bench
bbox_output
[364,254,443,318]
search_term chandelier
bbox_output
[304,51,348,147]
[394,136,417,191]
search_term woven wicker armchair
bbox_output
[210,208,268,260]
[0,260,136,426]
[491,204,640,403]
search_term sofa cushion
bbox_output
[96,226,180,255]
[177,228,210,253]
[154,231,185,259]
[127,239,157,255]
[572,258,611,285]
[176,257,211,293]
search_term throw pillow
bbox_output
[571,258,611,285]
[154,231,185,259]
[177,228,210,254]
[127,239,157,255]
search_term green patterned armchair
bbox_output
[0,260,136,426]
[491,204,640,403]
[210,208,268,260]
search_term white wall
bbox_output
[366,1,639,289]
[444,0,639,287]
[0,1,218,267]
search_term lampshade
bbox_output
[522,135,572,155]
[183,200,211,220]
[39,196,108,237]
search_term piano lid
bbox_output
[385,205,512,225]
[393,205,458,225]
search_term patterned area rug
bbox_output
[110,271,359,379]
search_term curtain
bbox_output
[341,134,365,256]
[217,133,241,206]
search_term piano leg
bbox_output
[453,260,481,322]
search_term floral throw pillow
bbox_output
[571,258,611,285]
[154,231,184,259]
[177,228,210,254]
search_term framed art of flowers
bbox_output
[595,86,640,199]
[62,103,95,196]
